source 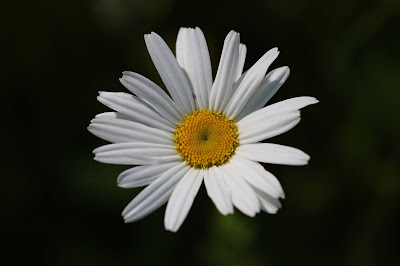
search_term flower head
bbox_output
[88,27,318,232]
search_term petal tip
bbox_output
[122,208,130,217]
[121,71,134,77]
[92,147,101,154]
[194,26,203,33]
[165,226,178,233]
[307,97,319,105]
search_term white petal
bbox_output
[120,72,183,124]
[93,142,178,165]
[228,155,283,198]
[92,156,150,165]
[164,168,203,232]
[225,48,280,118]
[123,162,190,222]
[265,96,319,113]
[239,96,318,129]
[94,113,177,144]
[238,110,300,144]
[236,143,310,166]
[88,117,173,144]
[155,155,183,163]
[204,166,234,215]
[222,164,260,217]
[234,43,247,82]
[95,111,133,121]
[238,96,318,128]
[252,186,282,214]
[209,30,240,113]
[97,91,175,132]
[117,161,181,188]
[230,155,284,198]
[176,27,212,109]
[145,32,195,114]
[236,66,290,120]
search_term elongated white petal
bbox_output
[204,166,233,215]
[156,155,182,163]
[229,155,280,198]
[238,96,318,128]
[93,142,175,155]
[97,91,175,132]
[88,117,173,144]
[120,72,183,124]
[231,155,284,198]
[236,143,310,166]
[123,162,190,222]
[265,96,319,113]
[234,44,247,82]
[164,168,203,232]
[209,30,240,112]
[145,32,195,114]
[222,164,260,216]
[225,48,279,118]
[252,186,282,214]
[238,110,300,144]
[236,66,290,120]
[94,113,177,144]
[93,157,151,165]
[95,111,133,121]
[118,161,181,188]
[93,142,178,165]
[176,27,212,109]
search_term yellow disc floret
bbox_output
[174,110,239,168]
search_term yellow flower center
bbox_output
[174,110,239,168]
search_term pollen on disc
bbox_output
[174,110,239,168]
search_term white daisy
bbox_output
[88,27,318,232]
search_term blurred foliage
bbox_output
[1,0,400,265]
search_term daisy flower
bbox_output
[88,27,318,232]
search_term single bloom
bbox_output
[88,27,318,232]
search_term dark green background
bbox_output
[2,0,400,265]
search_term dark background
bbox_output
[2,0,400,265]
